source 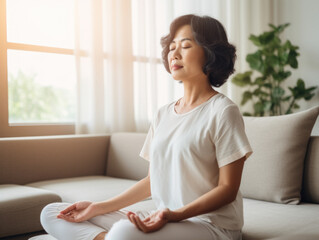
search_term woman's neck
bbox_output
[181,80,217,106]
[174,78,218,114]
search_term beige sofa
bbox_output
[0,107,318,240]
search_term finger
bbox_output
[129,215,142,231]
[127,212,144,231]
[126,211,134,218]
[57,213,75,222]
[144,220,156,227]
[127,213,139,228]
[60,204,76,214]
[143,216,151,223]
[146,218,167,231]
[126,212,135,223]
[134,215,149,233]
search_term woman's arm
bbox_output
[170,156,245,221]
[94,173,151,215]
[127,157,245,232]
[58,171,151,222]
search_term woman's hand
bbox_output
[126,208,172,233]
[57,201,98,223]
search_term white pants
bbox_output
[40,203,242,240]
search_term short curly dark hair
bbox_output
[160,14,236,87]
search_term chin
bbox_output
[171,77,184,83]
[171,73,185,81]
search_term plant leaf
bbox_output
[254,77,265,85]
[288,50,299,68]
[273,71,292,82]
[272,86,285,104]
[263,101,272,111]
[246,51,263,72]
[241,91,253,105]
[282,95,292,101]
[259,31,275,45]
[276,23,290,34]
[268,23,277,30]
[249,34,262,47]
[232,71,253,86]
[263,83,272,88]
[297,78,305,89]
[254,102,264,116]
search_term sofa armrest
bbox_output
[0,134,110,185]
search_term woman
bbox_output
[41,14,253,240]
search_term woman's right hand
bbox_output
[57,201,98,223]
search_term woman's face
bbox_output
[168,24,206,82]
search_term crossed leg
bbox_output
[41,203,126,240]
[41,202,241,240]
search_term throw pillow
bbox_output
[240,106,319,204]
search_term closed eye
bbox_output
[169,46,190,51]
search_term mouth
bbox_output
[171,64,183,71]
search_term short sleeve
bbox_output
[139,107,164,161]
[214,104,253,168]
[139,124,154,161]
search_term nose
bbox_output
[169,47,181,64]
[171,48,181,60]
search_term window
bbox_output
[0,0,75,137]
[0,0,183,136]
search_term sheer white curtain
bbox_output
[75,0,276,134]
[75,0,135,133]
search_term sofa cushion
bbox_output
[243,198,319,240]
[28,175,156,217]
[241,106,319,204]
[0,184,61,238]
[27,176,153,205]
[302,136,319,203]
[106,133,149,180]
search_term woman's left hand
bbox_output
[126,208,172,233]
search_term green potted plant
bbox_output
[232,23,317,116]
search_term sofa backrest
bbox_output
[302,136,319,203]
[106,132,149,180]
[1,131,318,204]
[0,134,110,184]
[106,132,319,204]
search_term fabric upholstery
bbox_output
[0,184,61,238]
[2,129,319,239]
[243,198,319,240]
[0,135,110,185]
[28,175,156,220]
[302,137,319,203]
[241,106,319,204]
[107,132,149,180]
[27,176,153,205]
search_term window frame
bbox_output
[0,0,76,137]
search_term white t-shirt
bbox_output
[140,93,253,230]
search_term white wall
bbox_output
[276,0,319,135]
